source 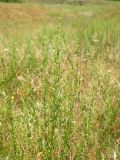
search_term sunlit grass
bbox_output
[0,1,120,160]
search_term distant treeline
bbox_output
[0,0,120,3]
[0,0,23,2]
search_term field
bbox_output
[0,1,120,160]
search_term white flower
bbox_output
[3,48,9,52]
[108,69,111,73]
[5,157,9,160]
[72,120,76,124]
[113,150,117,160]
[83,58,87,61]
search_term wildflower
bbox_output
[5,157,9,160]
[55,128,58,133]
[83,58,87,61]
[73,120,76,124]
[112,150,117,160]
[3,48,9,52]
[108,69,111,73]
[11,96,15,102]
[36,102,40,107]
[52,49,56,53]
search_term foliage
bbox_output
[0,2,120,160]
[0,0,23,3]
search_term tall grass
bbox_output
[0,3,120,160]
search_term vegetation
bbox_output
[0,1,120,160]
[0,0,120,4]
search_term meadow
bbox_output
[0,1,120,159]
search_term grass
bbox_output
[0,1,120,160]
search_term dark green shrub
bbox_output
[0,0,23,2]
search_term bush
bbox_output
[0,0,23,2]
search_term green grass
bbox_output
[0,1,120,160]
